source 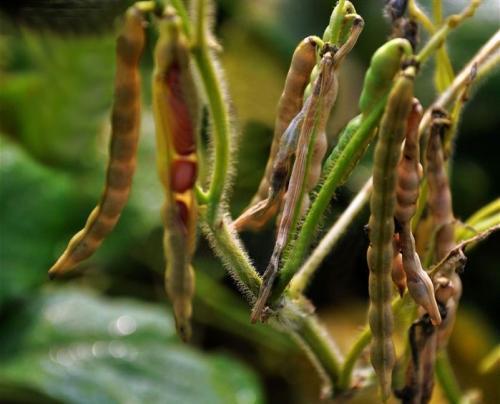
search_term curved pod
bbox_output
[48,7,145,278]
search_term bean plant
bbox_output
[28,0,500,401]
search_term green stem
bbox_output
[415,0,481,65]
[200,211,343,394]
[457,214,500,242]
[299,315,342,389]
[191,0,231,224]
[463,198,500,227]
[170,0,192,37]
[289,178,372,296]
[277,302,342,393]
[201,213,261,300]
[275,96,388,298]
[195,185,209,204]
[338,327,371,391]
[432,0,443,25]
[436,350,462,404]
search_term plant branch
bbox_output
[289,178,372,296]
[191,0,231,224]
[415,0,482,65]
[170,0,192,37]
[275,300,343,396]
[408,0,435,34]
[419,29,500,135]
[200,213,344,395]
[436,350,462,404]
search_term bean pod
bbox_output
[367,66,415,400]
[48,7,145,278]
[152,8,200,342]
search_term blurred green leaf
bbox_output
[0,287,264,404]
[0,138,79,304]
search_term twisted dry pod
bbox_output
[367,66,415,400]
[250,17,364,322]
[426,108,454,261]
[152,7,200,342]
[395,99,441,325]
[48,6,145,278]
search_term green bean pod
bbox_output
[152,8,200,342]
[48,7,145,278]
[359,38,412,116]
[367,66,415,400]
[304,1,358,99]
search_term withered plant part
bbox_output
[152,7,200,341]
[251,17,364,323]
[233,36,319,232]
[234,0,362,233]
[367,65,416,400]
[426,108,454,262]
[384,0,419,51]
[48,7,145,278]
[395,310,443,404]
[395,100,441,325]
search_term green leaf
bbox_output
[0,288,264,404]
[0,138,78,304]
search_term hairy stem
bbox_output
[191,0,231,224]
[200,213,344,394]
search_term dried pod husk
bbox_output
[248,37,318,209]
[48,6,145,278]
[396,314,438,404]
[152,7,200,341]
[426,108,454,261]
[394,99,441,324]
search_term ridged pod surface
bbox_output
[426,108,455,261]
[395,100,441,325]
[367,66,415,400]
[48,6,144,278]
[152,8,199,342]
[251,37,318,207]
